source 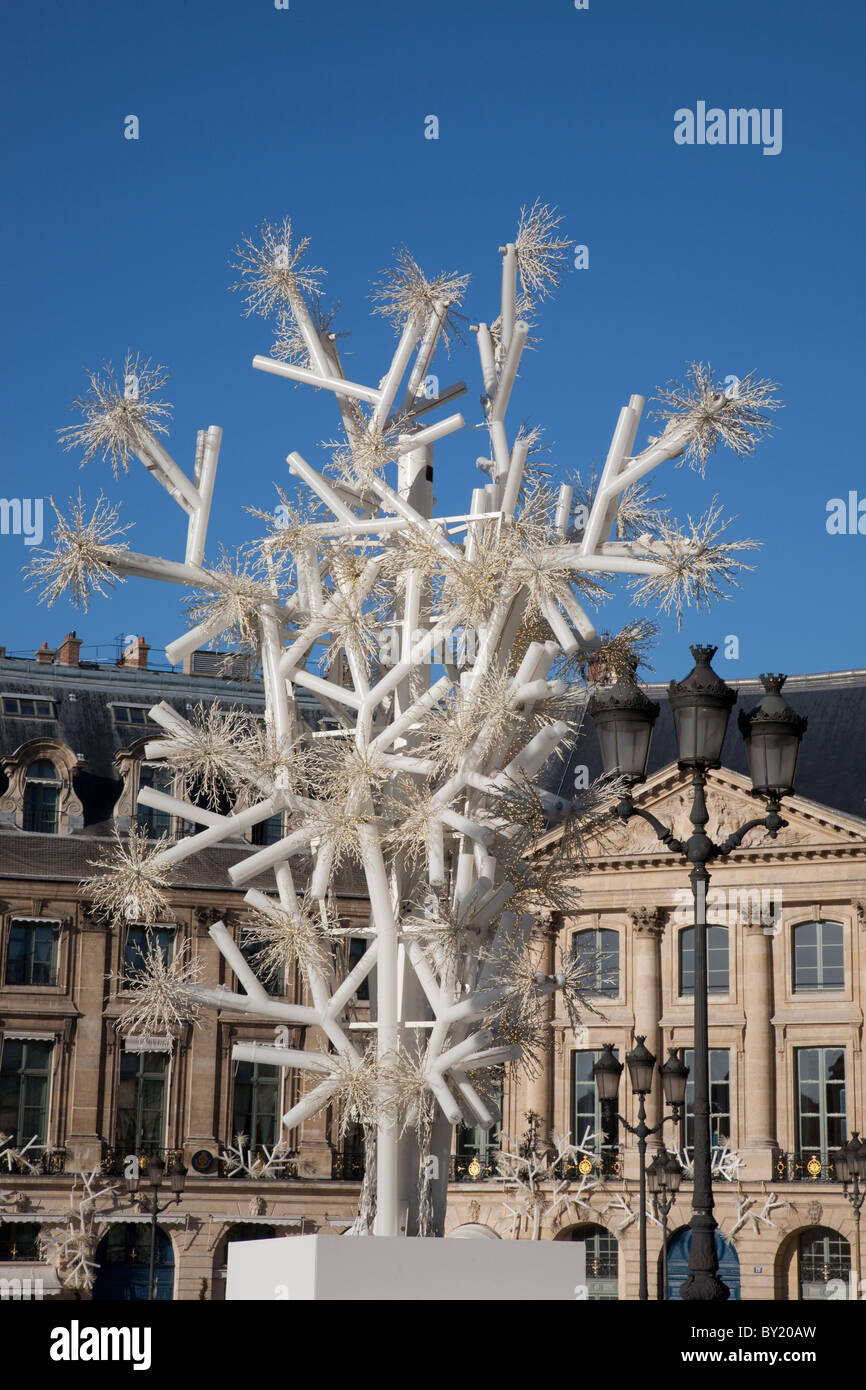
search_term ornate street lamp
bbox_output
[125,1153,187,1301]
[593,1038,687,1301]
[647,1150,683,1301]
[589,646,806,1301]
[834,1132,866,1299]
[588,662,660,786]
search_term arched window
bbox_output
[562,1223,618,1300]
[212,1223,277,1301]
[23,759,60,833]
[792,920,844,992]
[679,925,729,995]
[798,1227,850,1300]
[572,928,619,996]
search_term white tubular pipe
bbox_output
[496,721,569,783]
[580,396,644,555]
[282,1077,340,1130]
[427,820,445,886]
[449,1072,495,1128]
[499,243,517,356]
[452,875,491,924]
[146,700,194,737]
[369,477,464,563]
[540,595,580,654]
[456,1044,521,1069]
[259,611,293,745]
[152,795,286,868]
[439,987,504,1025]
[438,809,493,845]
[326,938,380,1017]
[510,677,564,707]
[370,311,424,430]
[510,642,548,692]
[253,354,382,405]
[489,419,510,482]
[475,323,498,400]
[165,607,231,667]
[136,787,222,827]
[310,838,335,899]
[290,670,363,710]
[358,824,399,1237]
[208,920,269,1004]
[132,431,199,514]
[491,321,528,421]
[426,1072,465,1126]
[363,609,462,716]
[371,674,451,751]
[287,451,358,523]
[183,983,319,1025]
[185,425,221,566]
[100,549,212,589]
[464,488,486,563]
[558,586,599,643]
[399,301,446,413]
[227,826,315,886]
[405,940,443,1016]
[431,1028,493,1075]
[500,435,529,517]
[469,880,515,928]
[232,1043,333,1072]
[397,412,465,454]
[554,483,573,537]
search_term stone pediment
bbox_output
[560,765,866,862]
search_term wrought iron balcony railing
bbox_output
[100,1143,185,1177]
[450,1152,498,1182]
[0,1146,66,1176]
[331,1150,365,1181]
[774,1151,839,1183]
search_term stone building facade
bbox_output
[1,636,864,1300]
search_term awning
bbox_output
[1,1031,57,1042]
[0,1263,62,1295]
[100,1213,187,1225]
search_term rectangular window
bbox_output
[456,1074,503,1171]
[679,926,729,995]
[116,1049,168,1154]
[0,1039,53,1147]
[251,813,284,847]
[795,1046,846,1159]
[348,936,370,1001]
[793,921,844,992]
[111,705,156,726]
[681,1048,731,1152]
[239,932,284,996]
[1,696,56,719]
[123,926,175,987]
[4,920,60,986]
[571,1049,618,1153]
[572,928,620,996]
[231,1060,281,1150]
[137,764,173,837]
[23,782,59,834]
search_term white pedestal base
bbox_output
[226,1234,586,1301]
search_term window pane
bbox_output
[5,925,27,985]
[680,927,729,995]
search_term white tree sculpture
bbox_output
[33,203,780,1238]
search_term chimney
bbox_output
[121,635,150,670]
[35,641,55,665]
[57,631,82,666]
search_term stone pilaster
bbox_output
[741,916,777,1178]
[630,907,666,1149]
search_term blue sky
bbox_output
[1,0,863,682]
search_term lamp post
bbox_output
[834,1132,866,1299]
[593,1039,688,1300]
[124,1153,187,1300]
[647,1150,683,1300]
[589,646,806,1301]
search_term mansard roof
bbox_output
[543,667,866,824]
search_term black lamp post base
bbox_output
[679,1272,730,1301]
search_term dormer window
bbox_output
[23,759,60,833]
